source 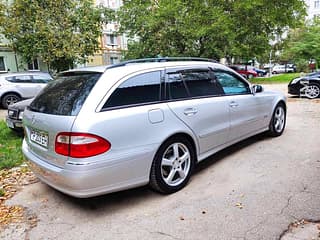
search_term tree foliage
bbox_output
[0,0,114,72]
[282,20,320,69]
[118,0,306,61]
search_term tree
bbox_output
[0,0,114,72]
[118,0,306,62]
[281,20,320,71]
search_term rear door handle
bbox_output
[184,108,198,116]
[229,101,239,108]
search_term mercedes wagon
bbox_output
[22,58,286,198]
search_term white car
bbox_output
[272,65,295,74]
[0,72,53,108]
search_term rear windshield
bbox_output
[28,72,102,116]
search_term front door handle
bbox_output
[184,108,198,116]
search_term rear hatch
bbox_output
[23,72,102,168]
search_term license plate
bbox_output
[6,119,14,129]
[30,129,48,148]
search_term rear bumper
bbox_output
[22,139,154,198]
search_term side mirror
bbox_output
[253,85,263,94]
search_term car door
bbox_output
[214,69,269,141]
[13,75,37,98]
[165,67,230,155]
[32,74,53,95]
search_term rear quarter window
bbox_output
[28,72,101,116]
[102,71,161,109]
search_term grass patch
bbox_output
[251,73,300,84]
[0,188,5,197]
[0,120,24,170]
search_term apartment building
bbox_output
[87,0,127,66]
[0,35,47,73]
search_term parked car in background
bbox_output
[272,65,295,74]
[288,71,320,99]
[6,98,33,132]
[0,72,53,109]
[22,58,286,198]
[228,65,258,79]
[247,66,267,77]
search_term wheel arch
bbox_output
[0,91,22,108]
[276,99,287,111]
[0,91,22,101]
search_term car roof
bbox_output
[0,72,52,78]
[62,58,220,75]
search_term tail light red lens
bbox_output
[55,132,111,158]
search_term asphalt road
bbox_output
[1,84,320,240]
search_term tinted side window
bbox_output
[5,76,14,82]
[32,75,53,83]
[182,70,223,97]
[103,71,161,109]
[215,71,250,95]
[167,73,189,99]
[167,69,223,100]
[6,75,32,83]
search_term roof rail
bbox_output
[106,57,217,70]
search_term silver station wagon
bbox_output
[22,58,286,198]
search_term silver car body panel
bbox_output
[22,61,286,197]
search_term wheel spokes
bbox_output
[274,107,285,132]
[162,158,173,167]
[161,142,191,187]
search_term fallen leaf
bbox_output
[235,202,243,209]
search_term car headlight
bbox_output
[18,111,24,120]
[290,77,301,84]
[8,110,14,117]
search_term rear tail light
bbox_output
[55,132,111,158]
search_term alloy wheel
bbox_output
[273,106,285,133]
[160,142,191,187]
[305,85,320,99]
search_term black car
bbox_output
[288,72,320,99]
[6,98,33,132]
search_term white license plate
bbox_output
[30,129,48,148]
[6,119,14,129]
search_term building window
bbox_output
[106,34,117,46]
[315,0,320,8]
[110,57,119,64]
[0,56,6,71]
[28,59,40,71]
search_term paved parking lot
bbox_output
[1,84,320,240]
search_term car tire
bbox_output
[268,103,286,137]
[1,93,21,109]
[248,74,254,79]
[304,84,320,99]
[150,136,195,194]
